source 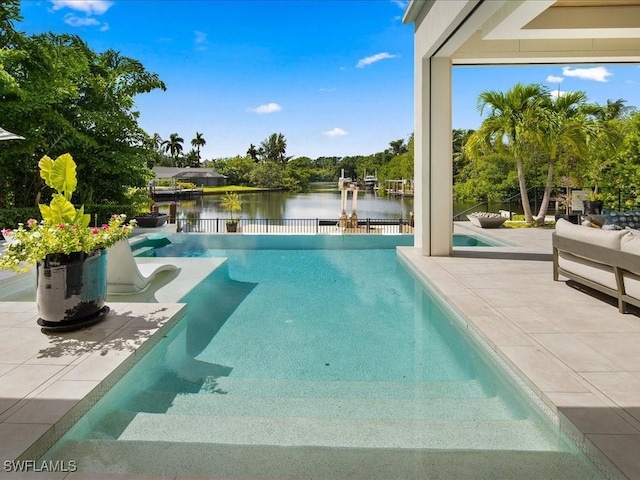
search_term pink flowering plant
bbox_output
[0,153,135,273]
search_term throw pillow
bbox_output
[602,210,640,229]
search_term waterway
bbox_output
[156,182,524,221]
[159,183,414,221]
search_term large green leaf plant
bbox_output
[0,153,136,272]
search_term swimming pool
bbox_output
[37,235,598,478]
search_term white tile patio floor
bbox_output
[0,224,639,479]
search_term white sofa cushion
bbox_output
[621,233,640,256]
[558,251,618,291]
[623,271,640,300]
[555,218,629,250]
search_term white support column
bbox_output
[414,55,452,256]
[429,56,453,256]
[413,56,429,253]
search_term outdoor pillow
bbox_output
[583,214,606,227]
[602,209,640,229]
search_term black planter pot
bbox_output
[226,221,238,232]
[583,200,604,215]
[36,249,109,332]
[134,213,169,228]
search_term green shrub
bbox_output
[83,204,138,226]
[0,208,42,230]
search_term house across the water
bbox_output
[151,166,227,187]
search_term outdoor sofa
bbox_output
[553,218,640,313]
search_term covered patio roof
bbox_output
[404,0,640,65]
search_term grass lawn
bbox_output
[202,186,278,194]
[503,220,556,228]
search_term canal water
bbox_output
[156,183,522,221]
[159,183,414,221]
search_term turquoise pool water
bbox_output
[453,232,506,247]
[38,235,599,479]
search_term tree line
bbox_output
[148,129,414,193]
[204,133,413,192]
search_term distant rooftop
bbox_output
[152,166,227,179]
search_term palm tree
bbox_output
[191,132,206,164]
[534,91,593,222]
[260,133,288,164]
[466,83,548,224]
[597,98,635,121]
[150,132,163,152]
[275,133,288,164]
[580,99,629,196]
[183,149,199,168]
[162,133,183,167]
[452,129,474,178]
[247,143,258,162]
[388,139,408,156]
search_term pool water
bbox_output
[453,233,506,247]
[38,236,600,479]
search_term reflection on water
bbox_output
[159,183,415,220]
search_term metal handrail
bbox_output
[452,202,488,221]
[453,186,543,221]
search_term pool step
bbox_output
[44,439,601,479]
[131,245,156,257]
[160,392,524,421]
[195,376,495,399]
[118,413,561,451]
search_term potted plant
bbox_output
[0,153,135,331]
[133,211,169,228]
[219,191,242,232]
[584,190,604,215]
[466,212,507,228]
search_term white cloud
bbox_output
[194,31,207,44]
[51,0,112,15]
[248,103,282,114]
[391,0,408,9]
[356,52,398,68]
[546,75,564,84]
[63,14,99,27]
[549,90,569,99]
[99,22,109,32]
[323,127,347,137]
[562,66,612,82]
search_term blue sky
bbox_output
[16,1,640,161]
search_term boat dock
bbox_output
[150,186,203,200]
[386,179,414,197]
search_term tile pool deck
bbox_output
[0,224,638,479]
